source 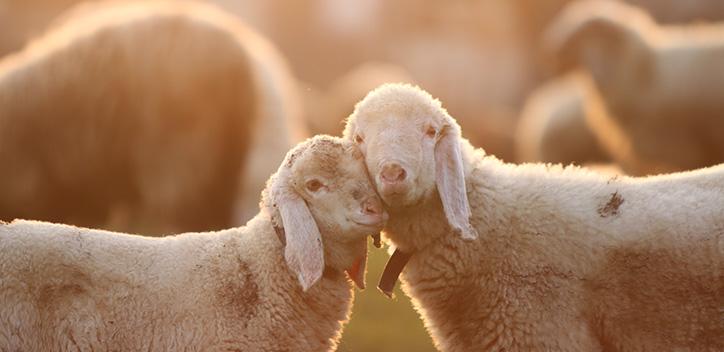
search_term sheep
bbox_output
[344,83,724,351]
[0,135,386,351]
[0,0,82,57]
[546,0,724,175]
[303,61,416,136]
[0,1,306,234]
[510,0,724,80]
[515,70,610,165]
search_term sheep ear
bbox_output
[276,186,324,291]
[435,126,478,240]
[345,241,368,290]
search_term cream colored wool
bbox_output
[0,1,306,233]
[0,135,384,351]
[547,0,724,175]
[345,83,724,351]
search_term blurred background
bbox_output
[2,0,724,350]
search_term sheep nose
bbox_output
[380,163,407,184]
[363,198,383,216]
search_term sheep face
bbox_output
[345,84,477,240]
[265,135,387,290]
[289,139,387,239]
[346,87,446,209]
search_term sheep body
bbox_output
[548,0,724,175]
[0,218,350,351]
[0,135,383,351]
[347,84,724,351]
[0,1,305,233]
[397,152,723,351]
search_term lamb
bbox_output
[0,135,386,351]
[0,0,306,234]
[515,70,609,165]
[344,83,724,351]
[546,0,724,175]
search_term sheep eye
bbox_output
[354,134,364,144]
[306,179,324,192]
[425,126,437,138]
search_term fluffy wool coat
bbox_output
[0,217,351,351]
[393,148,723,351]
[346,84,724,351]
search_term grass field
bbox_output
[337,244,437,352]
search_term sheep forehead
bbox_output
[288,136,358,181]
[353,84,446,130]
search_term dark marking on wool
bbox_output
[598,192,624,218]
[352,189,363,201]
[216,258,260,321]
[34,262,92,309]
[37,283,87,310]
[606,175,620,185]
[286,149,303,168]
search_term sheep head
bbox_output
[343,84,477,241]
[545,0,655,110]
[262,135,387,291]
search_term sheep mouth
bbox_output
[351,215,387,229]
[351,219,385,229]
[351,208,388,225]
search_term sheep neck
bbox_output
[269,214,364,284]
[378,141,485,296]
[271,221,344,281]
[382,139,481,253]
[382,193,451,253]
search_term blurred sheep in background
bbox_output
[547,0,724,175]
[516,70,610,165]
[0,0,306,234]
[223,0,525,160]
[0,0,81,57]
[302,62,415,136]
[0,0,526,160]
[511,0,724,81]
[7,0,724,167]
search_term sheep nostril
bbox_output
[380,163,407,184]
